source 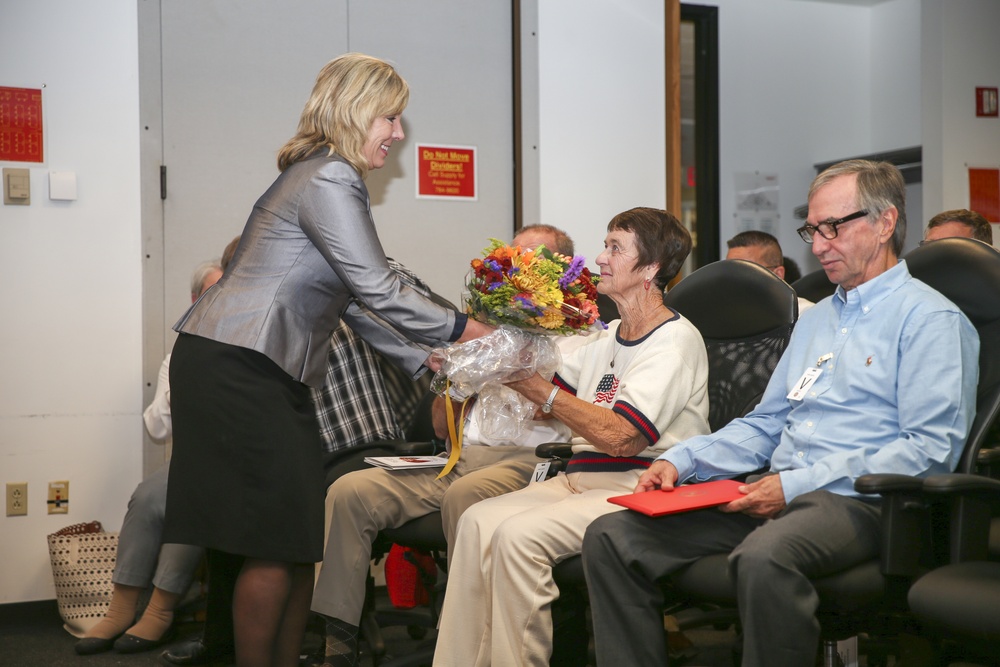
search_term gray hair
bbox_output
[808,159,906,256]
[190,259,222,300]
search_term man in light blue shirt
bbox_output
[582,160,980,667]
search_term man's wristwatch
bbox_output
[541,386,560,414]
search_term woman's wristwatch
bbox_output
[541,385,560,414]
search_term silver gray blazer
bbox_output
[174,153,463,388]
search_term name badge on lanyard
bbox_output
[788,367,823,401]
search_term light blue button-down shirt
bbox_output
[661,260,979,501]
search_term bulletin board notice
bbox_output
[0,86,44,163]
[416,144,477,200]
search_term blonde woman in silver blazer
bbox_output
[162,53,491,667]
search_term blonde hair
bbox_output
[277,53,409,179]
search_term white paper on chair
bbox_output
[364,456,448,470]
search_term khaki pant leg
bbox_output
[311,466,450,624]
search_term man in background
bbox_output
[923,208,994,245]
[726,230,814,312]
[311,224,577,667]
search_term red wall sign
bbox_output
[969,167,1000,223]
[416,144,477,200]
[0,86,44,163]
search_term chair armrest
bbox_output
[535,442,574,460]
[855,474,929,578]
[922,473,1000,563]
[976,447,1000,479]
[923,472,1000,497]
[535,442,573,477]
[854,473,925,496]
[390,440,444,456]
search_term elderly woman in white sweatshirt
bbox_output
[433,207,711,667]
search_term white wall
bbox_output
[922,0,1000,244]
[525,0,929,274]
[0,0,143,602]
[527,0,667,262]
[871,0,922,150]
[716,0,876,274]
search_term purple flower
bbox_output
[558,256,586,289]
[514,295,543,315]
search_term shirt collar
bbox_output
[833,259,909,312]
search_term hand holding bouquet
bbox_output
[431,239,604,476]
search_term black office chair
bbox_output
[352,396,447,667]
[907,474,1000,666]
[318,293,457,667]
[791,267,836,303]
[546,258,799,664]
[668,237,1000,667]
[898,239,1000,667]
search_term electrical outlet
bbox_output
[48,480,69,514]
[6,482,28,516]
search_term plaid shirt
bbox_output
[311,259,437,453]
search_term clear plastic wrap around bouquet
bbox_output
[430,326,561,401]
[430,326,562,440]
[430,239,605,476]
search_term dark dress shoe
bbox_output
[160,637,234,665]
[74,634,120,655]
[114,627,177,654]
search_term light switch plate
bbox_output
[49,171,77,201]
[3,168,30,205]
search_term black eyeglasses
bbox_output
[796,210,869,243]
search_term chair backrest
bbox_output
[404,390,442,443]
[596,293,620,324]
[903,238,1000,474]
[664,259,798,431]
[791,267,837,303]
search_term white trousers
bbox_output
[432,469,640,667]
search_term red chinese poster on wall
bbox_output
[0,86,44,163]
[416,144,477,200]
[969,167,1000,223]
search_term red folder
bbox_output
[607,479,745,517]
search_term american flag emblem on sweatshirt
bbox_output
[594,373,619,404]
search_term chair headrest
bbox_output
[664,259,797,339]
[903,237,1000,328]
[790,269,837,304]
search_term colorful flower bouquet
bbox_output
[464,239,603,334]
[429,240,605,475]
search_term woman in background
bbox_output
[163,53,491,667]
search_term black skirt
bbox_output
[163,333,325,563]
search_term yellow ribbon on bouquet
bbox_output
[436,379,470,479]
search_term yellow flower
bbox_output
[511,269,549,294]
[537,308,566,329]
